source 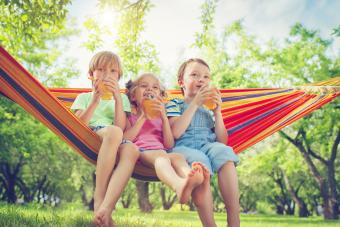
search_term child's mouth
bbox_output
[143,92,155,99]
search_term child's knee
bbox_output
[155,154,171,164]
[120,143,140,161]
[102,125,123,142]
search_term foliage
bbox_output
[0,0,86,205]
[0,97,81,204]
[0,0,79,86]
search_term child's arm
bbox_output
[123,113,146,141]
[213,90,228,144]
[169,86,212,139]
[156,97,174,149]
[168,103,198,139]
[74,81,102,125]
[113,94,126,130]
[74,99,99,125]
[103,77,126,130]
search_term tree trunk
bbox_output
[6,177,16,203]
[160,185,176,210]
[89,171,96,211]
[188,199,196,211]
[121,193,133,208]
[279,129,339,220]
[328,129,339,219]
[269,169,294,215]
[283,174,309,217]
[1,162,23,203]
[136,180,153,212]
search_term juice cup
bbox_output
[98,81,113,100]
[89,76,113,100]
[203,87,217,110]
[142,95,160,119]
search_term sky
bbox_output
[66,0,340,88]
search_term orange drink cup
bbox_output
[142,96,160,119]
[89,76,113,100]
[99,81,113,100]
[203,87,217,110]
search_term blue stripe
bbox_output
[165,104,177,109]
[0,68,98,162]
[228,96,302,135]
[57,97,75,102]
[132,173,159,182]
[222,89,293,102]
[278,95,323,127]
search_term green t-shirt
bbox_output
[70,92,131,127]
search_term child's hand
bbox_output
[102,77,120,99]
[154,96,167,121]
[193,85,214,106]
[137,107,147,121]
[212,89,222,113]
[92,79,103,103]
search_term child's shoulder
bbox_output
[76,91,92,98]
[167,98,184,105]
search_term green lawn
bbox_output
[0,203,338,227]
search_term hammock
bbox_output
[1,46,339,181]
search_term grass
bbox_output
[0,203,338,227]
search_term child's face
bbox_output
[92,63,119,81]
[133,75,161,106]
[179,62,211,97]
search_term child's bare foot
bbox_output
[193,162,210,186]
[177,163,204,204]
[192,162,211,206]
[93,206,114,227]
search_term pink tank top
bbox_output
[128,114,165,150]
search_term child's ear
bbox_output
[178,79,184,87]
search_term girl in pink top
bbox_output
[124,73,203,204]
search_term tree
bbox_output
[0,97,78,204]
[159,184,177,210]
[0,0,79,86]
[0,0,86,205]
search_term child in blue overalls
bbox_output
[167,58,240,227]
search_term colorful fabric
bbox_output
[71,92,131,127]
[128,114,165,150]
[1,46,339,181]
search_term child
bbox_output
[167,58,240,227]
[124,73,203,204]
[71,51,139,227]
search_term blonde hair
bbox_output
[177,58,210,94]
[88,51,123,78]
[126,73,166,107]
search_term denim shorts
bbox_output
[171,142,239,175]
[90,125,131,144]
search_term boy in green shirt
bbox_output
[71,51,139,227]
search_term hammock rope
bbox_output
[1,46,339,181]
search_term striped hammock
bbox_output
[1,46,339,181]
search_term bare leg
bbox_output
[141,151,203,204]
[218,162,240,227]
[95,143,139,227]
[93,126,122,215]
[192,163,217,227]
[168,153,191,177]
